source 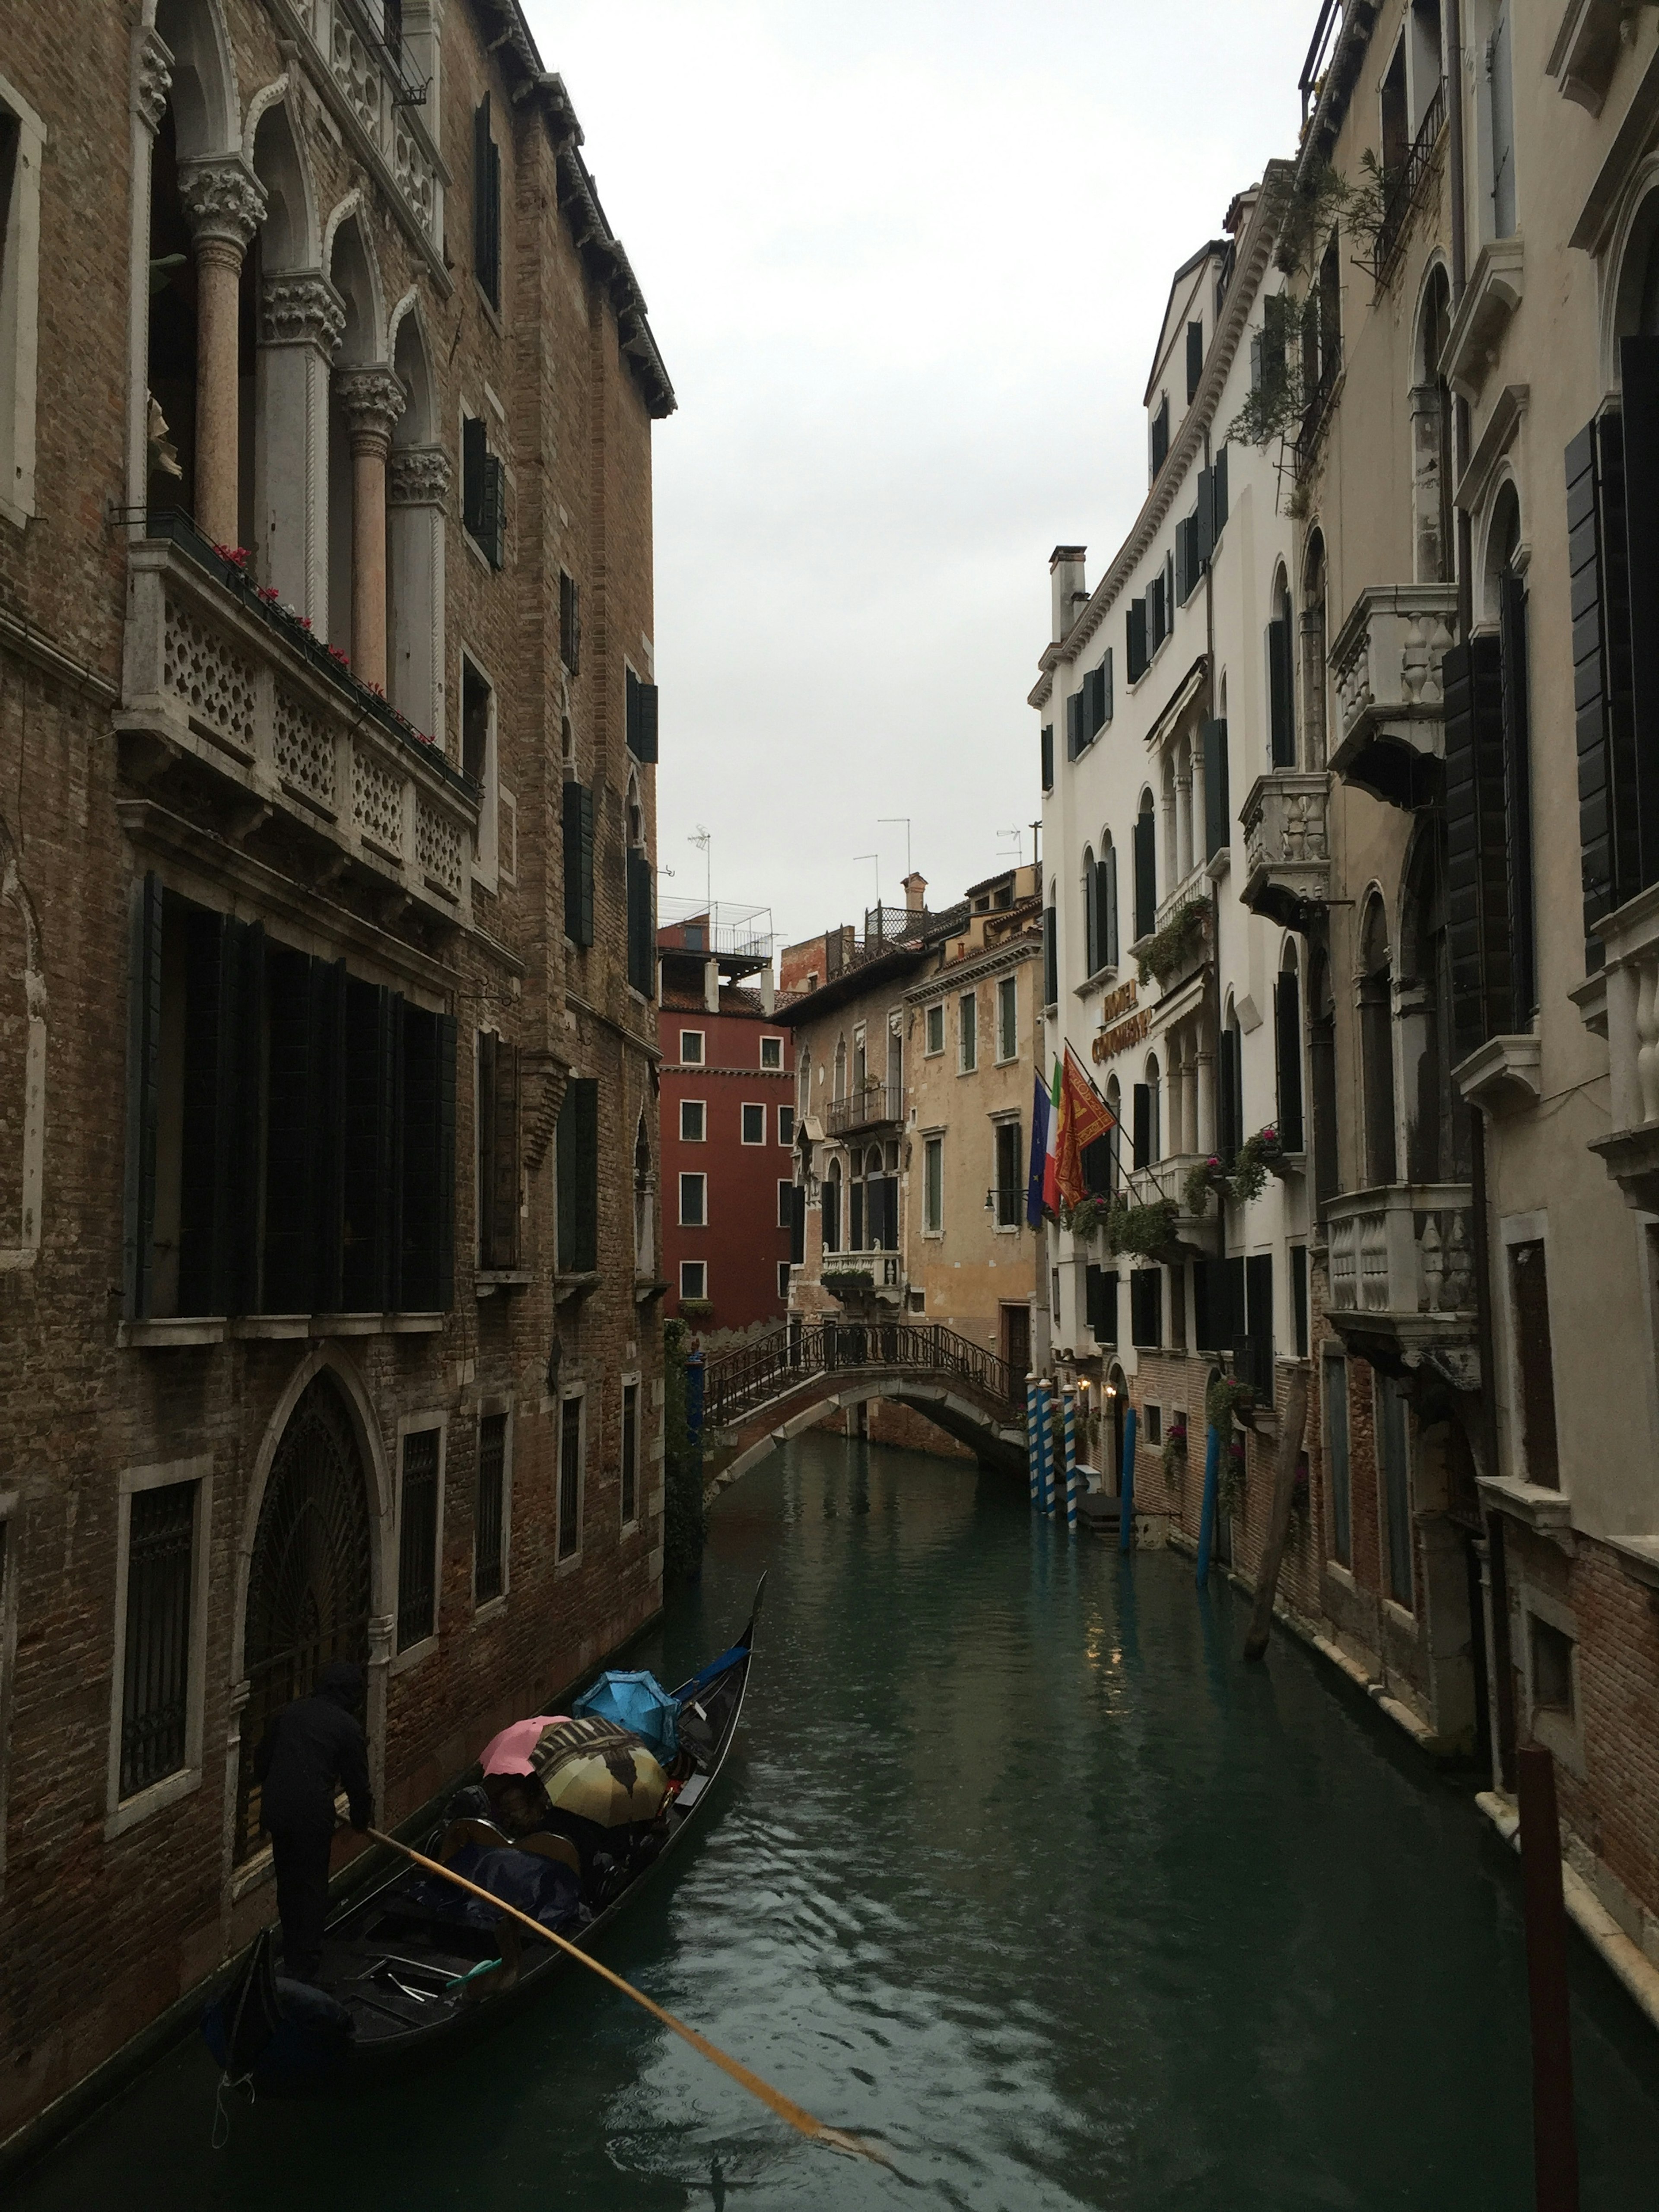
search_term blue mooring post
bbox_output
[1025,1378,1041,1507]
[1062,1384,1079,1533]
[1037,1379,1055,1516]
[1195,1422,1220,1584]
[1118,1405,1138,1553]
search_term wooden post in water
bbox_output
[1517,1745,1580,2212]
[1118,1405,1137,1552]
[1242,1362,1309,1662]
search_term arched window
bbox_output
[1133,789,1157,940]
[1105,1077,1122,1192]
[1098,834,1119,972]
[833,1035,847,1102]
[388,303,444,737]
[1268,563,1295,766]
[822,1156,842,1252]
[1220,995,1244,1163]
[1274,941,1304,1152]
[1082,844,1099,976]
[1399,825,1457,1182]
[1309,947,1338,1213]
[1301,530,1328,769]
[1359,894,1397,1187]
[1412,267,1454,585]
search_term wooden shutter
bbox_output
[1131,1267,1162,1347]
[1084,857,1099,976]
[1275,969,1304,1150]
[1443,635,1511,1062]
[1127,599,1147,684]
[1193,1259,1219,1351]
[1511,1240,1560,1487]
[1567,412,1639,964]
[791,1182,806,1264]
[1131,1084,1150,1170]
[1268,617,1295,766]
[1498,575,1536,1021]
[1214,445,1229,532]
[1186,318,1204,401]
[1204,715,1230,858]
[124,872,165,1318]
[1621,337,1659,896]
[312,957,347,1314]
[1103,846,1119,968]
[1291,1243,1309,1356]
[1196,467,1214,565]
[1043,904,1057,1006]
[484,1037,519,1269]
[400,1007,440,1311]
[1066,688,1084,760]
[1099,1268,1119,1346]
[1246,1252,1274,1398]
[477,1029,498,1266]
[626,848,655,996]
[556,1077,599,1273]
[822,1176,839,1254]
[560,570,581,674]
[474,96,500,308]
[481,454,505,569]
[462,415,486,536]
[636,681,659,763]
[1085,1263,1103,1335]
[1041,722,1054,791]
[1081,1133,1113,1196]
[175,906,223,1316]
[341,978,396,1312]
[1133,807,1156,938]
[435,1013,456,1309]
[1102,648,1113,725]
[1222,1255,1246,1372]
[563,779,594,947]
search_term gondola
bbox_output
[204,1576,763,2094]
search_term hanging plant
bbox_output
[1065,1195,1111,1243]
[1182,1162,1219,1216]
[1161,1419,1189,1488]
[821,1269,875,1300]
[1206,1372,1257,1434]
[1106,1198,1179,1259]
[1227,1128,1278,1206]
[1217,1436,1249,1521]
[678,1297,715,1322]
[1135,900,1208,987]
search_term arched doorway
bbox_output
[237,1372,373,1856]
[1107,1362,1128,1495]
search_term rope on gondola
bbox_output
[367,1829,888,2167]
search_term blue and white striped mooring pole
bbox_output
[1038,1379,1055,1517]
[1062,1384,1079,1533]
[1118,1404,1138,1554]
[1025,1378,1041,1508]
[1195,1422,1220,1585]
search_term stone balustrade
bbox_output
[1328,583,1458,805]
[1587,879,1659,1211]
[1327,1183,1475,1320]
[280,0,442,256]
[120,532,477,925]
[1239,769,1330,928]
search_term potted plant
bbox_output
[1107,1198,1181,1262]
[1161,1416,1189,1492]
[678,1297,714,1325]
[1066,1195,1111,1243]
[1218,1435,1248,1521]
[1205,1371,1257,1433]
[821,1269,876,1305]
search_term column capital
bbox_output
[260,269,347,357]
[134,27,173,135]
[387,442,453,508]
[178,155,268,251]
[337,365,407,452]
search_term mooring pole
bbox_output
[1195,1422,1220,1584]
[1062,1383,1079,1533]
[1517,1744,1580,2212]
[1035,1378,1053,1517]
[1025,1377,1041,1508]
[1118,1405,1137,1553]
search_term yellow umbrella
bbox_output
[528,1716,670,1827]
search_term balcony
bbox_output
[1239,770,1330,930]
[1326,1182,1478,1389]
[824,1082,903,1138]
[1583,879,1659,1211]
[1368,79,1447,288]
[1328,583,1459,808]
[1441,236,1524,405]
[118,523,478,928]
[1125,1155,1220,1260]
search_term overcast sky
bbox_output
[525,0,1316,954]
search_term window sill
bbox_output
[120,1312,445,1346]
[390,1631,439,1678]
[554,1271,601,1304]
[105,1763,201,1840]
[1382,1597,1417,1634]
[634,1276,670,1304]
[554,1547,584,1579]
[476,1270,532,1296]
[1477,1475,1571,1532]
[119,1319,226,1348]
[473,1594,509,1625]
[1075,965,1119,997]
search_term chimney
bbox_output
[1050,545,1087,644]
[703,957,719,1014]
[902,871,927,914]
[759,965,775,1015]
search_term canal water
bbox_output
[16,1434,1659,2209]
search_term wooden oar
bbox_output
[366,1830,885,2166]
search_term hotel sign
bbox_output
[1090,979,1148,1064]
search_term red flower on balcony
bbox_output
[257,585,280,604]
[214,543,252,571]
[327,645,350,668]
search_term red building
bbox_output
[658,910,794,1342]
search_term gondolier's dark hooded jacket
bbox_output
[255,1661,373,1834]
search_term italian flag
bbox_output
[1041,1058,1062,1217]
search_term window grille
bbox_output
[475,1413,507,1604]
[621,1384,639,1526]
[120,1481,196,1799]
[397,1429,440,1650]
[558,1396,583,1558]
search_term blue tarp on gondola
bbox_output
[572,1669,680,1764]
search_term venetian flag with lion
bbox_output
[1054,1046,1116,1208]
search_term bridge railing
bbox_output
[702,1319,1018,1431]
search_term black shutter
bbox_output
[1443,635,1511,1063]
[563,779,595,947]
[1291,1243,1309,1357]
[1268,616,1295,766]
[1275,969,1304,1150]
[481,453,505,569]
[1224,1253,1247,1376]
[1213,445,1229,533]
[1041,722,1054,791]
[436,1013,456,1308]
[1246,1252,1274,1399]
[1131,1267,1162,1348]
[1085,1262,1103,1334]
[822,1176,839,1254]
[1102,648,1113,725]
[485,1037,518,1269]
[1204,715,1230,858]
[124,871,165,1319]
[474,96,500,310]
[1568,413,1639,966]
[1066,688,1084,760]
[1043,903,1058,1006]
[1099,1268,1119,1346]
[1622,336,1659,894]
[1176,515,1192,605]
[790,1182,806,1265]
[633,680,660,764]
[626,848,655,996]
[341,978,396,1312]
[229,921,264,1315]
[849,1180,864,1253]
[1499,575,1537,1022]
[1081,1133,1113,1196]
[1127,599,1147,684]
[1084,857,1100,976]
[263,947,311,1312]
[1229,1024,1244,1157]
[1103,845,1119,967]
[462,415,486,537]
[477,1029,497,1265]
[401,1007,441,1311]
[1218,1028,1237,1165]
[175,907,223,1316]
[1193,1259,1215,1351]
[1187,318,1204,401]
[1133,808,1156,938]
[1196,467,1215,565]
[574,1077,598,1273]
[1132,1083,1150,1170]
[312,957,347,1314]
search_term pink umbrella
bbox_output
[479,1715,571,1777]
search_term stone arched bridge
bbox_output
[697,1319,1028,1494]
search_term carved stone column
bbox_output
[178,157,267,547]
[387,443,452,742]
[1196,1046,1216,1157]
[337,367,406,691]
[256,271,345,621]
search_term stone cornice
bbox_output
[903,930,1042,1003]
[1028,159,1294,712]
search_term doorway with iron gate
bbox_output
[1000,1303,1030,1392]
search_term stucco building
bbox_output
[0,0,670,2156]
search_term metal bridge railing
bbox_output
[701,1319,1018,1432]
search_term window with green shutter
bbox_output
[556,1077,600,1274]
[562,780,594,947]
[1126,599,1148,684]
[477,1030,520,1272]
[1040,722,1054,791]
[626,667,659,763]
[473,95,501,309]
[1186,318,1204,402]
[1203,717,1231,859]
[1268,616,1295,766]
[626,849,655,996]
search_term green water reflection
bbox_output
[15,1435,1659,2208]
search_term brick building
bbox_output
[0,0,670,2157]
[656,906,793,1344]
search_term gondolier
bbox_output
[254,1660,373,1983]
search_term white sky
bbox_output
[524,0,1317,953]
